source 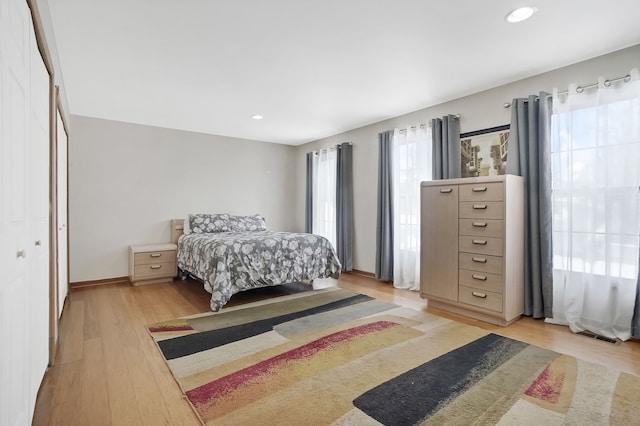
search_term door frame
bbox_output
[48,84,59,366]
[26,0,62,368]
[55,86,69,318]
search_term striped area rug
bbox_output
[147,288,640,425]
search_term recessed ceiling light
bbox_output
[505,6,537,23]
[250,114,264,120]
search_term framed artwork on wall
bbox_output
[460,125,510,178]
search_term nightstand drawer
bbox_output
[133,261,177,279]
[134,250,176,265]
[129,243,178,285]
[459,182,504,202]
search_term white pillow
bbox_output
[183,214,192,235]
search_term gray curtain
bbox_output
[305,152,313,233]
[336,143,353,271]
[506,92,553,319]
[431,115,461,179]
[375,130,394,281]
[633,244,640,337]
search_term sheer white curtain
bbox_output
[312,148,337,248]
[392,125,432,290]
[548,68,640,340]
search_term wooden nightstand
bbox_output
[129,243,177,286]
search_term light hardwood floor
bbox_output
[33,273,640,425]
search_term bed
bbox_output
[171,214,342,311]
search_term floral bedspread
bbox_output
[177,231,342,311]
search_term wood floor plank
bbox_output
[45,360,83,426]
[132,284,178,325]
[170,279,212,313]
[81,287,103,341]
[138,335,201,425]
[97,284,144,426]
[123,343,176,425]
[118,282,201,425]
[157,282,198,319]
[78,338,111,425]
[34,273,640,425]
[103,347,143,425]
[58,299,85,364]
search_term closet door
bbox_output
[1,0,50,423]
[29,14,51,412]
[0,0,33,424]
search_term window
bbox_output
[392,126,432,290]
[312,148,337,248]
[550,73,640,339]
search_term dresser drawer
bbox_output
[459,202,504,219]
[133,261,177,279]
[459,252,503,275]
[459,236,503,256]
[459,269,503,293]
[459,182,504,202]
[459,285,503,313]
[134,250,176,265]
[459,219,504,237]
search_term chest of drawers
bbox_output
[420,175,524,325]
[128,243,177,286]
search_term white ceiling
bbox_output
[47,0,640,145]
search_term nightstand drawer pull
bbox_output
[472,239,487,245]
[472,222,487,227]
[150,265,162,269]
[472,292,487,299]
[472,187,488,192]
[150,253,162,258]
[439,188,453,193]
[472,274,487,281]
[472,257,487,263]
[473,204,488,209]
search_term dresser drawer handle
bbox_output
[472,239,487,245]
[439,188,453,193]
[150,253,162,258]
[472,187,487,192]
[472,274,487,281]
[472,222,487,227]
[472,204,488,209]
[150,265,162,269]
[472,292,487,299]
[472,257,487,263]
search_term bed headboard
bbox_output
[171,219,184,244]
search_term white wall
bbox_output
[295,44,640,274]
[70,45,640,282]
[69,116,297,282]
